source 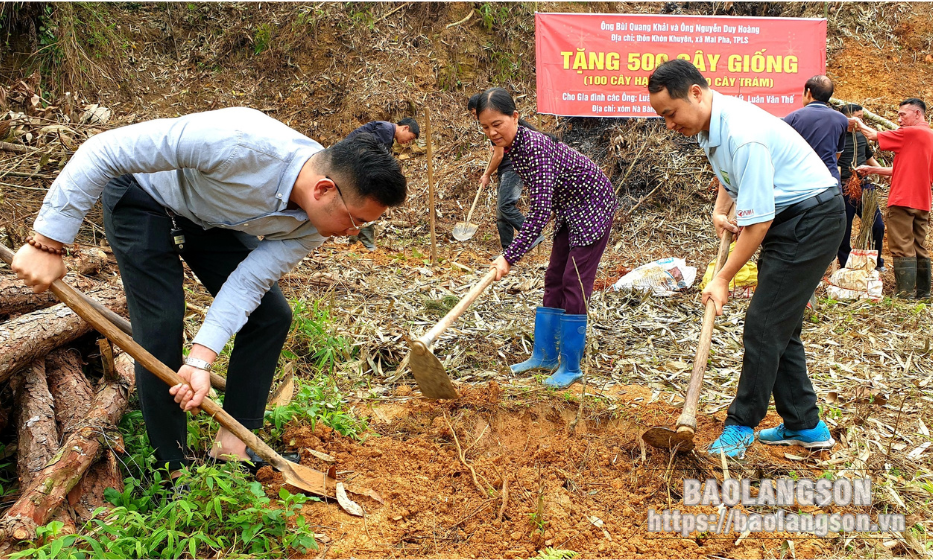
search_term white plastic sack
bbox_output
[826,277,882,302]
[612,257,697,296]
[827,249,882,301]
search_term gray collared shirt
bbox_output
[33,107,328,353]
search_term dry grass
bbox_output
[0,3,931,557]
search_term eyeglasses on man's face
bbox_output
[329,177,377,231]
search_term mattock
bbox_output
[408,268,498,399]
[641,204,735,453]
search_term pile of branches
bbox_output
[0,73,124,249]
[557,117,715,217]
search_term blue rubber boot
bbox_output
[544,314,587,388]
[511,307,563,374]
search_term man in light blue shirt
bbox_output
[11,107,406,473]
[649,60,845,460]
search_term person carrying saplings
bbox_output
[855,98,933,299]
[476,87,618,389]
[837,103,885,271]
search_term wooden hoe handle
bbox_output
[417,267,498,349]
[464,182,484,223]
[675,209,735,432]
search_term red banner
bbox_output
[535,13,826,118]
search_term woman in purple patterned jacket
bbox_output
[478,88,618,388]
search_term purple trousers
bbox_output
[542,224,612,314]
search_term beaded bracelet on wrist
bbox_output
[26,236,68,256]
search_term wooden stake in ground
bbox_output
[425,105,437,265]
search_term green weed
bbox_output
[11,465,318,558]
[487,47,521,82]
[253,23,273,54]
[528,510,546,532]
[265,379,366,440]
[345,2,375,30]
[287,298,355,374]
[477,3,510,31]
[423,295,459,317]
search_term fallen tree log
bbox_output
[0,274,101,317]
[12,359,77,537]
[66,450,123,523]
[14,360,58,487]
[45,349,94,438]
[0,353,135,542]
[0,287,126,385]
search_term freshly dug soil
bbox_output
[259,382,842,559]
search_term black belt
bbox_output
[773,189,841,226]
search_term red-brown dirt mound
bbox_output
[254,383,846,559]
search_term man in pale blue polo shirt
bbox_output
[11,108,407,475]
[649,60,846,459]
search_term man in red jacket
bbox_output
[856,98,933,299]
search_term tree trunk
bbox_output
[0,353,135,542]
[0,287,126,384]
[45,349,94,436]
[66,450,122,523]
[0,274,102,317]
[49,347,122,524]
[12,359,77,538]
[14,359,58,487]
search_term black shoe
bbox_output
[212,449,300,474]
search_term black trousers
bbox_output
[725,194,845,430]
[102,176,292,470]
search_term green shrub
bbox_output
[12,465,318,558]
[287,299,355,374]
[265,379,366,440]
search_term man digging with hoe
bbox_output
[11,107,406,478]
[648,60,844,459]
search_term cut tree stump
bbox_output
[0,353,135,542]
[0,287,126,384]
